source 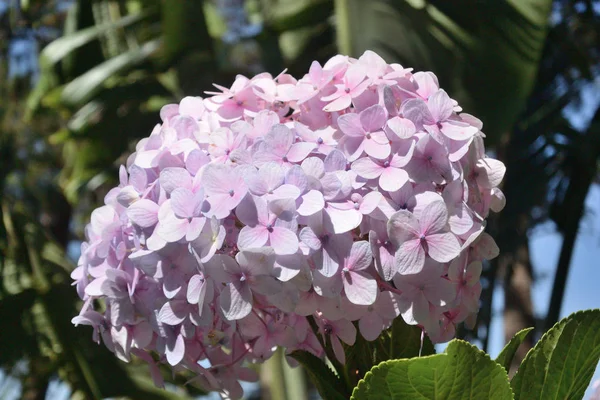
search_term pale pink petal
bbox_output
[165,333,185,366]
[440,120,478,141]
[344,270,377,305]
[297,190,325,216]
[185,217,205,241]
[351,158,383,179]
[346,241,372,271]
[400,292,428,325]
[359,105,387,131]
[359,312,384,341]
[271,184,301,200]
[156,210,188,243]
[127,200,159,228]
[427,89,453,122]
[220,281,253,320]
[475,158,506,189]
[331,334,346,364]
[268,124,294,156]
[158,300,188,325]
[170,188,195,218]
[395,239,426,275]
[251,275,282,295]
[261,163,285,191]
[186,274,207,305]
[363,138,391,159]
[387,210,420,246]
[379,167,409,192]
[420,200,449,235]
[204,254,237,283]
[326,206,362,234]
[269,227,299,255]
[299,227,322,251]
[359,192,382,215]
[323,94,352,112]
[287,142,316,162]
[334,319,357,345]
[448,203,473,235]
[385,117,416,139]
[337,113,364,137]
[238,226,269,249]
[426,232,460,263]
[159,167,192,193]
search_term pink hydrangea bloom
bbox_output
[72,51,505,398]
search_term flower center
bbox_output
[266,224,274,233]
[282,155,288,162]
[324,324,333,335]
[228,189,235,197]
[383,161,390,168]
[345,88,350,93]
[317,137,324,144]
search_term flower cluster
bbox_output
[71,51,505,398]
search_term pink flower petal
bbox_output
[165,333,185,366]
[287,142,316,163]
[420,200,449,235]
[269,227,299,255]
[323,94,352,112]
[395,239,425,275]
[380,167,409,192]
[359,311,384,341]
[170,188,195,218]
[426,232,460,263]
[351,158,383,179]
[127,199,159,228]
[158,300,188,325]
[344,270,377,305]
[337,113,364,137]
[325,206,362,234]
[360,105,387,132]
[387,210,420,246]
[297,190,325,216]
[159,167,192,194]
[238,226,269,250]
[220,281,253,320]
[363,138,391,159]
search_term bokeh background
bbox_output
[0,0,599,399]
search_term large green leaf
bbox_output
[60,39,161,107]
[495,327,533,373]
[340,0,553,143]
[39,10,155,67]
[289,350,349,400]
[511,309,600,400]
[351,340,513,400]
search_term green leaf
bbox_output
[39,10,155,67]
[511,309,600,400]
[495,327,533,373]
[351,340,513,400]
[389,317,435,359]
[60,39,161,107]
[289,350,349,400]
[340,0,553,144]
[266,0,334,33]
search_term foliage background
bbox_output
[0,0,599,398]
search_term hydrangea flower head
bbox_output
[72,50,505,398]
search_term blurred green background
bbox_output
[0,0,599,399]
